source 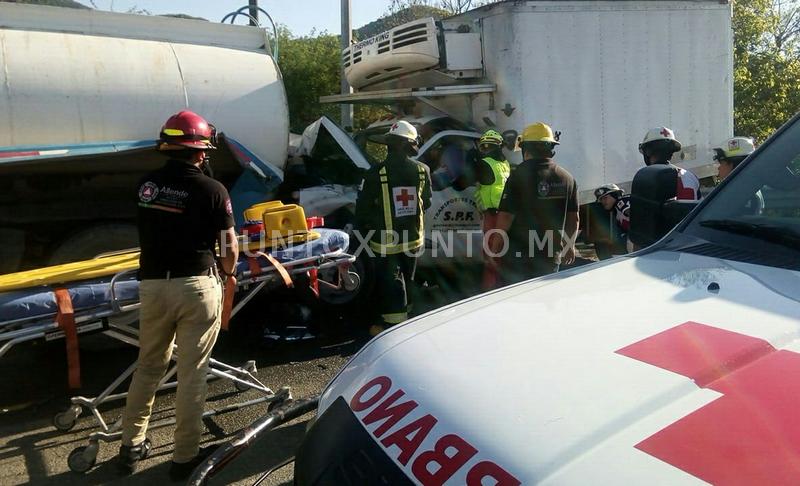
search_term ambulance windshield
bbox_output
[685,117,800,256]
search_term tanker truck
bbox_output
[0,3,288,273]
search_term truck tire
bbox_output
[48,223,138,265]
[48,223,140,349]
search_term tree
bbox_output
[358,1,448,39]
[439,0,474,14]
[734,0,800,142]
[277,27,344,132]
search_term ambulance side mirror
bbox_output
[629,165,698,248]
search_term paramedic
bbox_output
[636,126,701,201]
[630,127,701,250]
[117,111,239,481]
[475,129,511,290]
[593,183,631,259]
[714,136,756,180]
[355,121,432,337]
[491,122,579,284]
[714,136,762,213]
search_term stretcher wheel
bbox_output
[234,377,252,392]
[267,389,293,413]
[233,361,258,392]
[53,405,81,431]
[67,446,97,473]
[342,271,360,292]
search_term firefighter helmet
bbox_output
[520,122,560,145]
[713,137,756,161]
[479,129,504,146]
[159,110,217,151]
[638,126,681,154]
[386,120,419,143]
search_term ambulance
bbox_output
[292,110,800,483]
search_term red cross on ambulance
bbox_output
[617,321,800,484]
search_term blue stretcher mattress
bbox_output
[0,229,348,324]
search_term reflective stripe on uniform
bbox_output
[372,164,426,254]
[369,237,424,254]
[417,164,426,246]
[379,166,395,244]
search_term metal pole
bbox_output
[249,0,259,26]
[340,0,354,131]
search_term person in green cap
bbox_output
[474,129,511,290]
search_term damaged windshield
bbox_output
[684,116,800,257]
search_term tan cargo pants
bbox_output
[121,274,222,463]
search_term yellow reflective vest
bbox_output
[475,157,511,211]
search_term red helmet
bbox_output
[158,110,216,150]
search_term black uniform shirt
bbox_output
[136,159,234,278]
[499,157,578,259]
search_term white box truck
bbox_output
[316,0,733,263]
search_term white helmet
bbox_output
[639,126,682,154]
[594,183,623,201]
[387,120,419,142]
[713,137,755,161]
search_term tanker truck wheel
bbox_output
[48,223,139,265]
[49,223,140,350]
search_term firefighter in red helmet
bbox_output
[117,110,238,480]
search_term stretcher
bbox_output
[0,228,357,473]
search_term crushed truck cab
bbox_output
[293,110,800,483]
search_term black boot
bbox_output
[117,438,152,474]
[168,445,217,482]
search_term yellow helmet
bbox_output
[520,122,560,145]
[479,129,504,146]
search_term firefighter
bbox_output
[593,183,631,259]
[355,121,432,336]
[475,129,511,290]
[637,126,701,201]
[491,122,579,284]
[714,136,756,180]
[117,111,239,480]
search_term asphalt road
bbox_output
[0,256,596,485]
[0,266,483,486]
[0,321,368,486]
